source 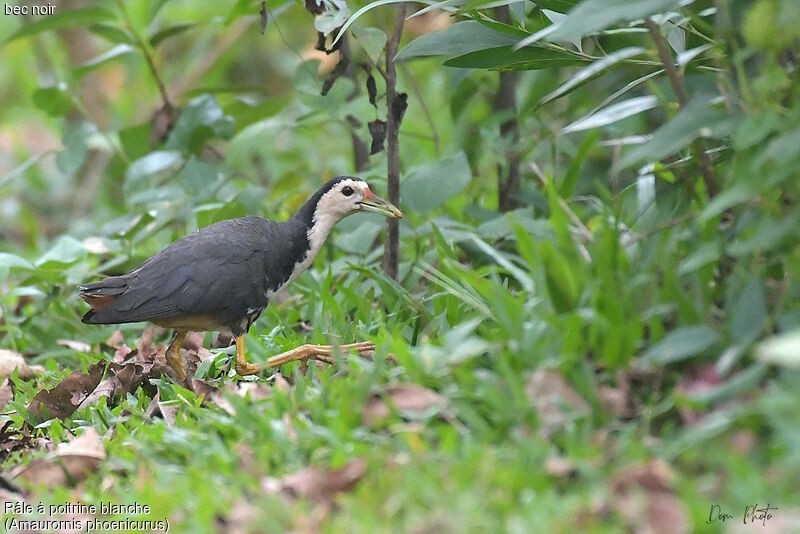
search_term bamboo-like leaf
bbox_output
[540,47,645,106]
[562,96,658,133]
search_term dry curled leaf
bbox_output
[0,378,14,411]
[28,361,107,421]
[9,427,105,488]
[526,369,590,438]
[363,383,447,427]
[368,119,387,155]
[265,458,368,502]
[0,349,44,380]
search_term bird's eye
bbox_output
[342,186,354,197]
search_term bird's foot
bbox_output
[265,341,375,368]
[235,361,262,376]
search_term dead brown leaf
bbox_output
[28,361,107,421]
[9,427,105,488]
[610,459,689,534]
[0,378,13,411]
[264,458,368,502]
[105,329,124,349]
[544,456,576,478]
[145,391,178,427]
[363,383,447,427]
[0,349,44,379]
[526,369,590,438]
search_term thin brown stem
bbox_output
[382,4,407,280]
[116,0,173,111]
[645,17,718,197]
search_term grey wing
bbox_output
[82,218,270,326]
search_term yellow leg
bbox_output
[235,335,261,376]
[265,341,375,368]
[233,338,375,376]
[166,329,187,381]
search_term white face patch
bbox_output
[267,178,369,297]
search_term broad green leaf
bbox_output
[351,27,387,63]
[0,253,34,270]
[615,97,736,171]
[74,45,135,78]
[396,21,517,61]
[728,277,766,343]
[757,330,800,368]
[35,236,87,267]
[540,47,644,106]
[402,152,472,214]
[4,7,117,44]
[56,121,97,176]
[727,213,799,257]
[32,84,73,118]
[698,180,757,222]
[546,0,682,44]
[562,96,658,133]
[641,325,720,364]
[677,241,720,275]
[165,94,234,152]
[124,151,184,194]
[444,45,584,70]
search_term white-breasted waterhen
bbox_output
[79,177,402,381]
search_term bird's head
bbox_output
[313,177,403,221]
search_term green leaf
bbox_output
[729,278,766,343]
[124,151,184,194]
[560,130,598,197]
[444,45,584,70]
[32,84,73,117]
[563,96,658,133]
[351,27,387,63]
[545,0,681,44]
[4,7,117,44]
[402,152,472,214]
[35,236,87,267]
[532,0,578,12]
[641,325,720,365]
[396,21,517,61]
[540,47,645,106]
[615,97,736,171]
[89,23,135,45]
[149,23,198,47]
[165,94,235,152]
[74,44,135,78]
[332,0,440,46]
[0,253,34,270]
[56,121,97,176]
[757,330,800,368]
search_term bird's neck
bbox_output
[273,195,342,291]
